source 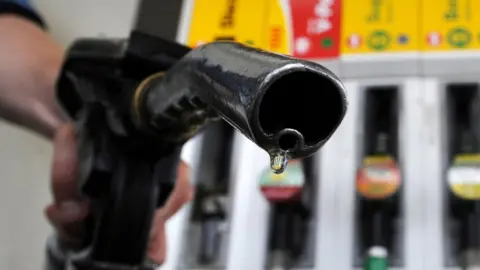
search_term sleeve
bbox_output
[0,0,46,29]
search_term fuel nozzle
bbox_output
[136,41,347,172]
[54,31,346,269]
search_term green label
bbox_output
[365,257,388,270]
[321,37,333,48]
[447,27,472,48]
[367,30,391,51]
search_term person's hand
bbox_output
[44,124,194,264]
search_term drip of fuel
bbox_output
[270,152,289,174]
[260,160,304,202]
[356,133,401,200]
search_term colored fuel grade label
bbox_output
[287,0,342,59]
[186,0,268,48]
[341,0,419,54]
[259,161,304,202]
[448,154,480,200]
[421,0,474,51]
[356,156,401,200]
[263,0,341,59]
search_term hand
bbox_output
[44,124,194,264]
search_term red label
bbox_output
[261,187,301,202]
[288,0,341,59]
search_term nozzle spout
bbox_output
[143,42,347,159]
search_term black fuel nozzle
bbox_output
[54,30,346,270]
[137,40,347,164]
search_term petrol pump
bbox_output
[446,84,480,270]
[259,157,316,270]
[181,121,236,268]
[355,87,402,270]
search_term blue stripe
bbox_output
[1,0,33,10]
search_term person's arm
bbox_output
[0,0,66,139]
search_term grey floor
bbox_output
[0,1,138,268]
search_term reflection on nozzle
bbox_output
[140,42,347,161]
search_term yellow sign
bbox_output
[341,0,419,54]
[420,0,474,51]
[262,0,290,54]
[186,0,268,48]
[471,0,480,50]
[236,0,269,48]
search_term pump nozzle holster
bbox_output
[50,30,347,270]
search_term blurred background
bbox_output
[2,0,480,270]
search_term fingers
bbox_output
[44,201,89,246]
[45,201,89,225]
[147,160,194,264]
[47,124,89,245]
[159,161,193,221]
[51,124,79,203]
[147,212,166,264]
[48,125,193,265]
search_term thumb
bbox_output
[51,124,79,203]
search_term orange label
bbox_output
[356,156,401,200]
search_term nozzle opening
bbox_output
[278,133,299,151]
[258,71,344,146]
